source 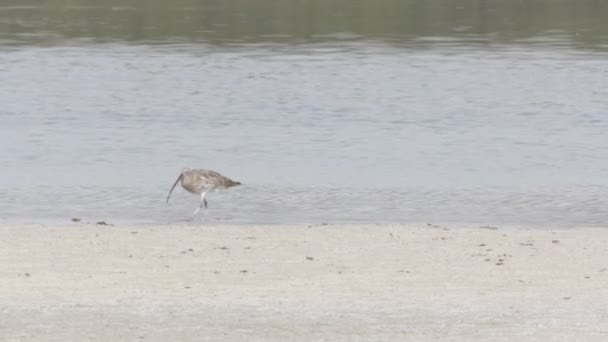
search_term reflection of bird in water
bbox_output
[166,167,241,220]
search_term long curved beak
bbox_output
[166,174,183,203]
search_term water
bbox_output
[1,1,608,226]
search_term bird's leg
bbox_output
[201,191,208,209]
[189,191,208,220]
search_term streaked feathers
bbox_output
[166,168,241,215]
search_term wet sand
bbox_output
[1,223,607,341]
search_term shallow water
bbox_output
[1,1,608,226]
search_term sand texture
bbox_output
[1,223,607,341]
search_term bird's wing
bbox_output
[195,170,234,187]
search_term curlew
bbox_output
[166,167,241,220]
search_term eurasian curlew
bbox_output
[166,167,241,220]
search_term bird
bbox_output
[166,167,241,220]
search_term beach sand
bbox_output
[0,223,607,341]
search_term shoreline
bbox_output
[5,219,606,230]
[1,223,607,341]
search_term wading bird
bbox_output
[166,168,241,220]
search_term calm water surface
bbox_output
[1,1,608,226]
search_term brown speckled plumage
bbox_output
[166,167,241,220]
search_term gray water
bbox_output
[1,1,608,226]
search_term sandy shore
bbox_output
[0,223,607,341]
